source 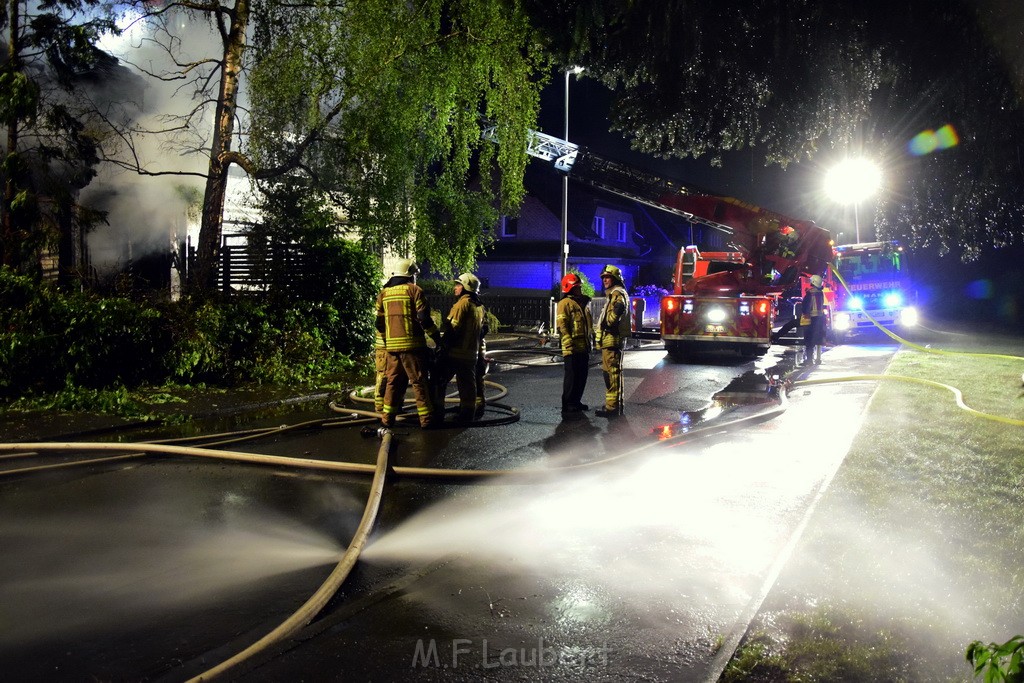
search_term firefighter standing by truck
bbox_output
[431,273,484,424]
[375,258,442,429]
[556,273,593,415]
[596,265,630,417]
[801,274,826,366]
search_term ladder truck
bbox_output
[485,127,835,360]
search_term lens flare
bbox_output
[908,124,959,156]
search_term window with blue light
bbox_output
[616,220,627,242]
[594,216,605,239]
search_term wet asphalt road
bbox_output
[0,341,898,682]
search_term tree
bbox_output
[1,0,117,276]
[105,0,547,294]
[244,0,547,276]
[525,0,1024,259]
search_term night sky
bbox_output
[535,71,1024,333]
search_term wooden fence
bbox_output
[207,246,565,331]
[427,294,555,330]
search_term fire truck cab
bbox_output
[659,205,834,360]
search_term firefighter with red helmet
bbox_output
[431,273,484,424]
[556,272,593,415]
[375,258,441,429]
[596,264,630,417]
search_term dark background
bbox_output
[536,73,1024,334]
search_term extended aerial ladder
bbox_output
[483,126,737,234]
[485,125,835,359]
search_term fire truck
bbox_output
[657,199,833,359]
[830,240,918,340]
[486,127,835,359]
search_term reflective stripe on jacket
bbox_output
[598,286,630,349]
[441,293,483,361]
[376,280,439,352]
[803,287,825,318]
[556,294,593,356]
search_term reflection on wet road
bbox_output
[0,342,897,681]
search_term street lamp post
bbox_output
[561,66,583,280]
[824,158,882,244]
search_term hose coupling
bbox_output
[360,426,390,439]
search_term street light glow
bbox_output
[825,158,882,243]
[824,158,882,204]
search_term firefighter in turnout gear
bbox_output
[474,302,490,420]
[596,265,630,417]
[431,273,484,424]
[372,328,386,413]
[801,273,826,366]
[375,258,441,429]
[556,273,593,415]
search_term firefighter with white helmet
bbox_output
[596,264,630,417]
[430,272,484,423]
[375,258,442,429]
[556,272,594,415]
[801,273,827,365]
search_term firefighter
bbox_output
[474,302,490,419]
[802,273,826,365]
[372,327,386,413]
[556,272,593,415]
[376,258,442,429]
[431,273,484,424]
[596,264,630,417]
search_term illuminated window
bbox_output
[594,216,606,238]
[500,216,518,238]
[616,220,627,242]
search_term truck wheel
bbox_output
[740,344,770,358]
[665,340,687,361]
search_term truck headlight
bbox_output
[883,292,903,308]
[706,307,727,323]
[898,307,918,327]
[833,312,852,331]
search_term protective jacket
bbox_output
[440,292,483,361]
[598,285,630,350]
[375,276,440,351]
[802,285,825,317]
[556,293,593,356]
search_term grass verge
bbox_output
[724,336,1024,682]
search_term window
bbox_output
[500,216,518,238]
[593,216,606,239]
[616,220,627,242]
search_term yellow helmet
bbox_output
[455,272,480,293]
[600,264,624,285]
[810,274,823,288]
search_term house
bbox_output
[476,163,730,296]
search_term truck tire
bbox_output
[740,344,770,358]
[665,340,688,361]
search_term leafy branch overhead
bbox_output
[247,0,548,276]
[526,0,1024,259]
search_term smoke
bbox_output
[83,5,237,272]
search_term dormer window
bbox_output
[501,216,518,238]
[594,216,606,239]
[616,220,627,242]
